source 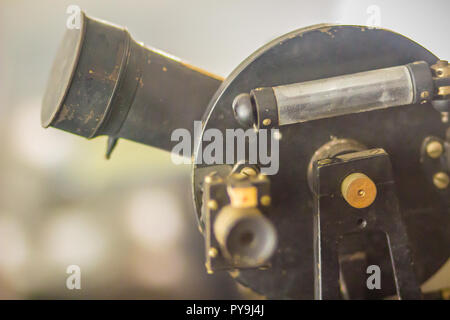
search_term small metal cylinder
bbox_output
[275,65,415,125]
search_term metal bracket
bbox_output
[312,148,422,300]
[202,172,273,273]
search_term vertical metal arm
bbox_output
[312,149,422,300]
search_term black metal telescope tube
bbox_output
[42,12,222,152]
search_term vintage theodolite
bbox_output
[42,12,449,299]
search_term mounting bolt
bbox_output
[317,158,332,165]
[260,195,271,206]
[431,60,450,78]
[258,173,267,180]
[426,141,444,159]
[241,167,257,177]
[273,131,282,140]
[262,118,272,126]
[433,172,449,189]
[208,247,218,258]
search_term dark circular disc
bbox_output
[41,12,86,128]
[193,25,449,299]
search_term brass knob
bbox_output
[426,141,444,159]
[341,173,377,209]
[433,172,449,189]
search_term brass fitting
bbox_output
[341,172,377,209]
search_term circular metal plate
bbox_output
[193,25,449,299]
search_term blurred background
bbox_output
[0,0,448,299]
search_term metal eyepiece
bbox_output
[42,11,221,152]
[213,206,277,267]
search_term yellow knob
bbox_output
[341,173,377,209]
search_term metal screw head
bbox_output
[341,173,377,209]
[241,167,257,177]
[431,60,450,78]
[317,158,332,165]
[420,91,430,100]
[208,247,218,258]
[426,141,444,159]
[433,172,449,189]
[258,173,268,180]
[262,118,272,126]
[260,195,271,206]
